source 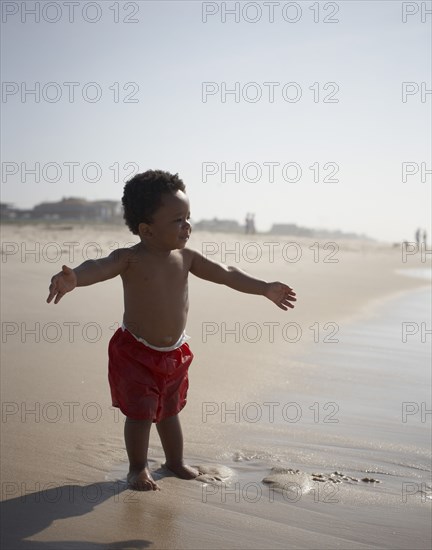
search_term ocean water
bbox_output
[253,280,432,499]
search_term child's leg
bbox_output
[124,417,160,491]
[156,414,198,479]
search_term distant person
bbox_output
[47,170,297,491]
[415,228,421,245]
[250,213,256,235]
[423,229,427,246]
[245,212,251,234]
[245,213,256,235]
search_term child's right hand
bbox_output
[47,265,77,304]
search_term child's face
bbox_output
[139,190,191,250]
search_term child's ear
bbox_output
[138,222,152,238]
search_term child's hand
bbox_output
[264,282,296,311]
[47,265,77,304]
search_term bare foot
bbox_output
[127,466,160,491]
[163,462,199,479]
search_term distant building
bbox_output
[269,223,313,237]
[0,203,15,220]
[0,198,122,222]
[312,228,371,240]
[0,203,32,220]
[31,198,121,221]
[193,218,242,233]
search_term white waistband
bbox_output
[121,323,190,352]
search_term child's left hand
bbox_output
[264,282,297,310]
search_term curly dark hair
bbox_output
[122,170,186,234]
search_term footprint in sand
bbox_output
[193,464,235,484]
[262,467,315,494]
[262,466,382,494]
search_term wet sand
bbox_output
[1,224,431,549]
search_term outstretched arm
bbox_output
[189,250,296,311]
[47,249,130,304]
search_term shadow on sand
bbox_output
[0,481,152,549]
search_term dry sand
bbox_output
[1,224,431,549]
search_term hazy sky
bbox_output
[1,0,431,242]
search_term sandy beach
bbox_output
[1,224,431,549]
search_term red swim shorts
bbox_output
[108,327,194,422]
